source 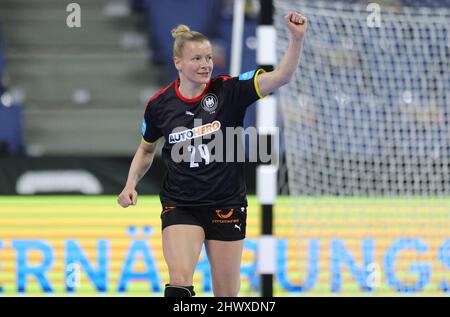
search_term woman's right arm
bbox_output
[117,140,158,208]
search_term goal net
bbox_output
[272,0,450,295]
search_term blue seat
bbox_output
[0,49,4,80]
[217,17,258,76]
[144,0,222,79]
[0,102,24,156]
[0,31,5,84]
[402,0,450,7]
[131,0,147,11]
[0,29,23,156]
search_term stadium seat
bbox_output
[402,0,450,7]
[217,16,258,75]
[0,29,4,85]
[131,0,147,12]
[0,52,4,82]
[0,28,24,156]
[144,0,222,79]
[0,101,24,156]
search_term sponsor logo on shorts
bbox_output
[212,219,239,224]
[212,208,239,224]
[215,208,234,219]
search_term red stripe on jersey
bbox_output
[215,75,234,81]
[174,78,212,103]
[147,81,175,104]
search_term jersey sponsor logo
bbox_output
[168,120,221,144]
[215,208,234,219]
[238,70,255,81]
[141,119,147,136]
[201,93,218,113]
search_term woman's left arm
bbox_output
[257,12,308,96]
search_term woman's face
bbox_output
[174,40,213,85]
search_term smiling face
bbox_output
[174,40,213,85]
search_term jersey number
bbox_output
[188,144,210,168]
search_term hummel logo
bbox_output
[234,224,241,231]
[185,110,195,116]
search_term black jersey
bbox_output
[141,69,265,207]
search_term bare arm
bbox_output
[257,12,308,96]
[117,140,158,208]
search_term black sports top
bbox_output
[142,69,265,207]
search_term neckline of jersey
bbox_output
[174,78,211,103]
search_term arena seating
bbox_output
[0,27,24,156]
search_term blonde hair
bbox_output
[171,24,209,57]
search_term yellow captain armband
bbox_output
[254,68,267,99]
[141,137,157,145]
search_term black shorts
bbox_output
[161,205,247,241]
